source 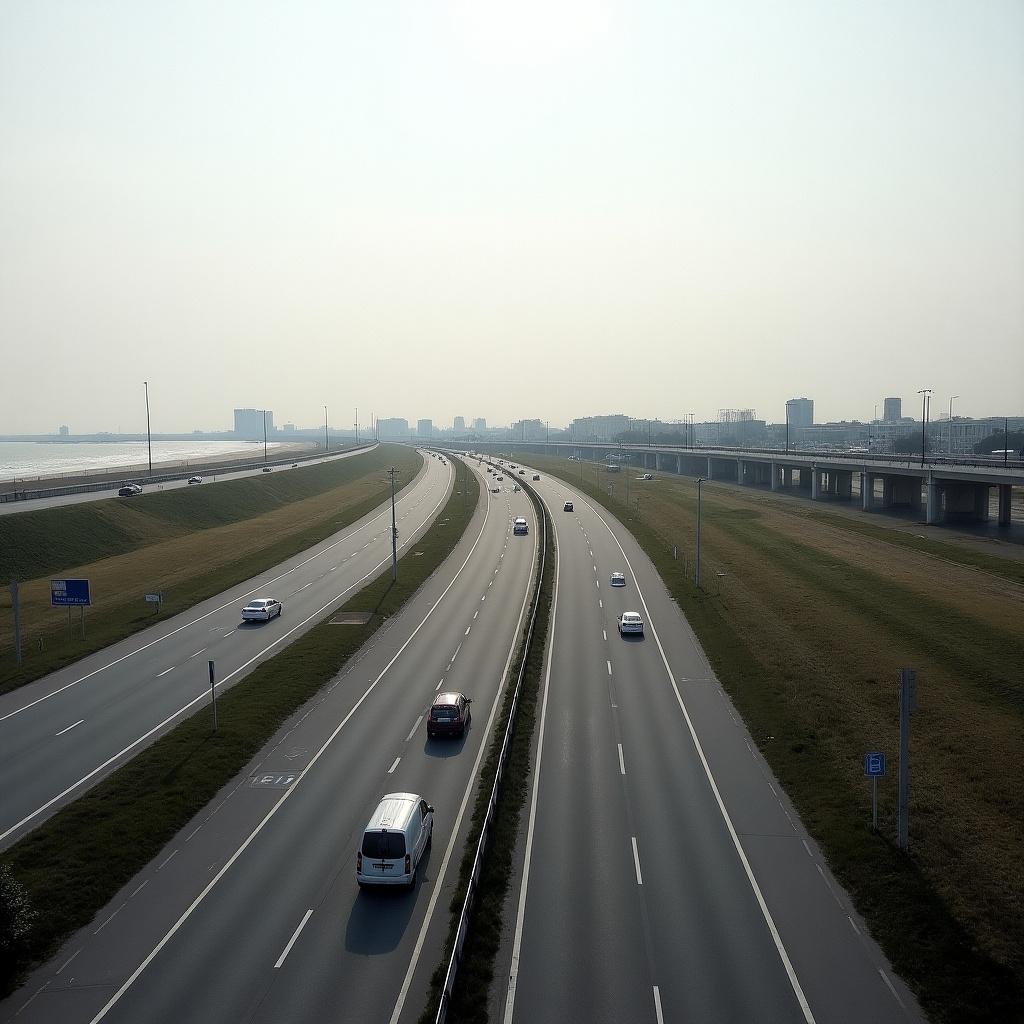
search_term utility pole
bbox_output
[1005,418,1010,467]
[948,396,958,454]
[144,381,152,474]
[324,405,329,453]
[263,410,268,462]
[695,478,704,588]
[355,407,359,445]
[785,401,789,454]
[388,467,398,581]
[917,389,932,467]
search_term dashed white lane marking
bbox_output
[94,903,127,935]
[388,757,401,774]
[465,626,471,635]
[329,566,337,572]
[593,565,597,572]
[185,824,203,842]
[654,986,665,1024]
[189,649,207,658]
[156,667,175,678]
[128,880,149,899]
[56,950,81,975]
[879,969,905,1008]
[595,580,600,588]
[223,630,235,638]
[603,629,607,641]
[407,716,423,741]
[631,837,643,885]
[156,850,178,871]
[452,643,462,662]
[488,580,493,587]
[802,839,813,858]
[473,610,479,620]
[56,719,84,736]
[598,599,603,609]
[847,915,861,936]
[607,660,612,676]
[436,679,444,691]
[617,744,626,775]
[481,595,486,601]
[274,909,314,969]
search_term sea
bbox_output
[0,440,285,483]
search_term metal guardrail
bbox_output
[433,459,549,1024]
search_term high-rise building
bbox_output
[453,416,466,432]
[58,424,69,436]
[883,397,902,423]
[417,419,433,438]
[472,417,487,431]
[377,417,409,439]
[234,408,273,438]
[785,398,814,428]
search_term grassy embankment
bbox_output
[526,452,1024,1024]
[0,455,479,997]
[0,445,421,694]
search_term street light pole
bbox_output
[143,381,152,475]
[785,402,789,454]
[695,478,704,589]
[917,389,932,466]
[324,405,329,453]
[263,410,268,462]
[388,467,398,581]
[948,396,958,454]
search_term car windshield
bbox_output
[249,600,268,608]
[361,831,406,859]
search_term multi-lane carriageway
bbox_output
[2,452,928,1023]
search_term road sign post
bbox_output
[864,751,886,832]
[209,660,218,733]
[898,668,917,851]
[51,579,91,640]
[145,592,164,615]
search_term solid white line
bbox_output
[274,909,313,969]
[406,716,423,742]
[607,660,612,676]
[88,465,476,1024]
[389,494,538,1024]
[618,744,626,775]
[0,482,454,849]
[631,836,643,885]
[653,985,665,1024]
[582,495,817,1023]
[503,536,560,1024]
[387,756,401,774]
[156,667,175,678]
[56,719,84,736]
[189,649,207,658]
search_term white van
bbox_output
[356,793,434,889]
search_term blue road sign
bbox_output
[864,752,886,777]
[50,579,91,607]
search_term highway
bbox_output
[499,463,926,1024]
[0,450,445,849]
[1,457,540,1024]
[0,443,378,515]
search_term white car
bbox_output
[617,611,644,635]
[187,475,203,485]
[610,572,626,587]
[241,598,283,622]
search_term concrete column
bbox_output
[737,459,745,485]
[799,468,812,492]
[811,467,820,500]
[862,472,874,510]
[998,484,1012,526]
[926,472,939,525]
[771,463,779,491]
[974,485,991,521]
[707,457,714,480]
[676,454,683,474]
[836,471,853,499]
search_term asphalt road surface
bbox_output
[498,461,926,1024]
[0,450,447,849]
[1,458,540,1024]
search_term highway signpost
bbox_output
[209,660,219,733]
[145,592,164,614]
[864,751,886,832]
[50,578,91,639]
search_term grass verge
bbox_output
[0,445,421,693]
[520,452,1024,1024]
[0,456,479,998]
[418,480,554,1024]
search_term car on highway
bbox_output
[533,474,540,480]
[262,466,272,473]
[563,501,574,511]
[356,793,433,889]
[427,692,472,738]
[610,572,626,587]
[513,517,529,535]
[497,475,504,481]
[617,611,644,635]
[518,469,526,475]
[291,462,298,468]
[491,484,500,493]
[641,473,654,480]
[241,598,283,622]
[117,482,143,496]
[187,475,203,485]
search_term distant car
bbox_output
[427,692,472,738]
[513,484,520,492]
[641,473,653,480]
[513,517,528,534]
[262,466,272,473]
[610,572,626,587]
[563,501,574,512]
[241,598,283,622]
[187,476,203,485]
[491,484,500,493]
[518,469,526,475]
[118,483,143,496]
[617,611,644,635]
[292,462,298,468]
[532,474,540,480]
[497,475,504,481]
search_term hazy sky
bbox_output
[2,1,1022,433]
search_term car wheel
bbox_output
[277,606,282,618]
[426,824,433,850]
[408,864,417,890]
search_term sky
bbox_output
[1,0,1022,434]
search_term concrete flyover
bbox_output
[452,442,1024,530]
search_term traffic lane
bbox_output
[54,471,536,1024]
[511,514,653,1024]
[0,458,451,847]
[0,445,380,516]
[577,491,923,1022]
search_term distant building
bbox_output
[453,416,466,432]
[417,419,433,438]
[511,418,546,441]
[472,417,487,431]
[377,417,409,439]
[282,423,296,432]
[570,414,631,441]
[786,398,814,428]
[234,408,273,439]
[58,424,69,436]
[883,397,902,423]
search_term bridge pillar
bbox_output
[676,454,683,474]
[799,468,812,492]
[770,463,779,491]
[862,473,875,510]
[834,470,853,499]
[998,484,1012,526]
[737,459,745,485]
[811,466,820,500]
[707,457,714,480]
[926,472,940,525]
[974,485,990,521]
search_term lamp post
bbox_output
[324,405,329,453]
[143,381,152,475]
[263,410,268,462]
[388,467,398,581]
[785,402,789,454]
[948,396,958,454]
[917,389,932,466]
[695,478,704,588]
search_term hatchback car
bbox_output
[187,476,203,485]
[427,692,472,738]
[617,611,644,635]
[241,598,283,621]
[610,572,626,587]
[563,501,574,512]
